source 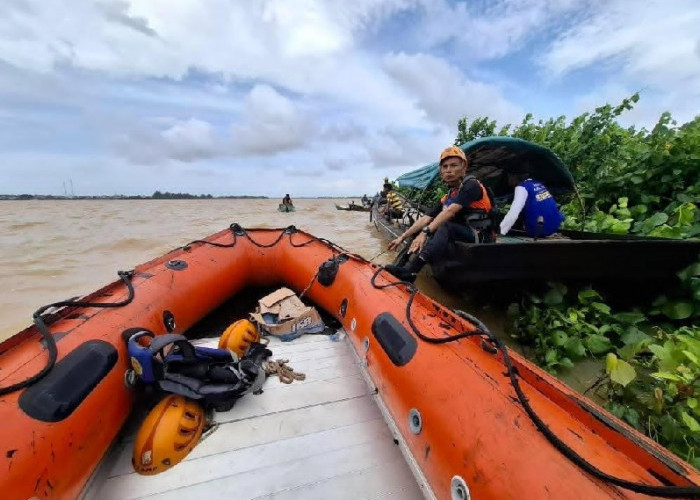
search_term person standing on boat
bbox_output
[384,146,494,282]
[499,173,564,237]
[281,194,293,206]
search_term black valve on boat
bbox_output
[229,223,246,235]
[318,258,341,286]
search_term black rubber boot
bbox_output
[384,255,425,283]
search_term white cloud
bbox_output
[541,0,700,122]
[383,52,524,127]
[114,118,222,164]
[230,84,314,155]
[414,0,583,59]
[262,0,351,57]
[160,118,219,162]
[0,1,424,123]
[364,126,450,171]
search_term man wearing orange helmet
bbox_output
[385,145,494,282]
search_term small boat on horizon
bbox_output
[278,203,295,212]
[1,224,698,499]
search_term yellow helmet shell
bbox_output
[132,395,205,475]
[218,319,259,357]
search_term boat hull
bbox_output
[335,203,370,212]
[432,230,700,292]
[370,201,700,291]
[1,226,698,499]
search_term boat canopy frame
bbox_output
[395,136,576,203]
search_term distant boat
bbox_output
[335,203,370,212]
[278,204,295,212]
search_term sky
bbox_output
[1,0,699,197]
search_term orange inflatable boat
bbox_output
[1,224,699,499]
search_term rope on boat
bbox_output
[183,223,241,250]
[264,359,306,384]
[0,270,136,396]
[298,271,318,300]
[368,264,700,498]
[367,248,390,263]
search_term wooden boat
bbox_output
[2,224,699,499]
[432,229,700,292]
[278,203,295,212]
[373,198,700,293]
[335,203,370,212]
[380,137,700,292]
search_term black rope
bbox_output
[466,311,700,498]
[370,265,700,498]
[370,267,483,343]
[0,270,136,396]
[182,223,241,250]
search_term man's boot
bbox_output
[384,254,426,283]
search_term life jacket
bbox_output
[441,175,495,234]
[386,191,404,210]
[127,332,271,410]
[520,179,564,237]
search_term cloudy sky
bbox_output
[1,0,698,197]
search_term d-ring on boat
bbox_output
[0,224,698,499]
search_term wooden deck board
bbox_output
[83,334,424,500]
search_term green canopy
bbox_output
[396,136,575,200]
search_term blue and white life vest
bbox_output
[520,179,564,237]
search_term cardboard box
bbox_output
[250,287,325,341]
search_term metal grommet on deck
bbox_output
[163,310,176,332]
[165,259,187,271]
[451,476,470,500]
[408,408,422,435]
[362,337,370,353]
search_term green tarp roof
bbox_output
[395,136,575,199]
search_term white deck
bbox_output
[83,334,425,500]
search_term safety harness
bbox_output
[127,331,271,411]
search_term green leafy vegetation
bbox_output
[451,93,700,238]
[508,262,700,466]
[442,96,700,463]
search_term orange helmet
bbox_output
[218,319,259,357]
[439,145,467,164]
[132,395,205,475]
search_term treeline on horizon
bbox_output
[1,192,363,200]
[0,192,269,200]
